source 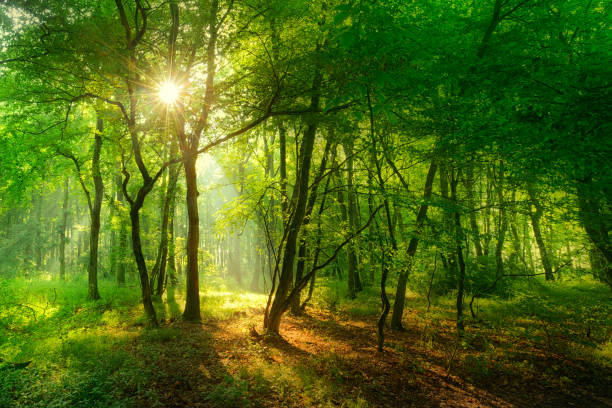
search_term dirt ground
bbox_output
[123,306,612,408]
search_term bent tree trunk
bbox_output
[291,139,332,313]
[129,202,158,325]
[265,122,319,333]
[390,161,437,330]
[527,185,554,281]
[88,117,104,301]
[265,67,322,334]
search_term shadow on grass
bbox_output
[0,280,250,408]
[165,285,182,319]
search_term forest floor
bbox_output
[1,277,611,407]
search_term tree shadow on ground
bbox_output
[164,285,182,319]
[278,310,612,408]
[129,321,243,408]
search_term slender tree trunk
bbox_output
[527,185,554,281]
[265,66,322,334]
[35,192,43,270]
[178,0,219,321]
[464,164,483,258]
[155,162,179,296]
[390,161,437,330]
[59,178,69,280]
[483,167,493,257]
[167,180,179,287]
[183,155,201,320]
[345,138,362,293]
[335,162,355,299]
[115,174,127,286]
[450,169,466,334]
[88,117,104,300]
[266,120,319,332]
[279,123,288,217]
[290,139,332,313]
[109,180,118,278]
[494,162,507,277]
[377,244,390,352]
[251,243,261,292]
[130,204,158,324]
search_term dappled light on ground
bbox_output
[2,278,609,407]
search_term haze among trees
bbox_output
[0,0,610,407]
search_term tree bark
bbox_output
[88,117,103,300]
[182,155,201,320]
[390,161,437,330]
[290,138,332,313]
[527,185,554,281]
[59,178,69,280]
[464,164,483,258]
[35,192,43,270]
[130,204,158,323]
[115,174,127,286]
[154,161,179,296]
[450,169,466,334]
[344,138,362,294]
[265,66,322,334]
[494,162,507,277]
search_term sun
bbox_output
[158,81,181,105]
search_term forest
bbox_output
[0,0,610,407]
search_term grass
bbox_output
[0,274,610,407]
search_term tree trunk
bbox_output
[265,66,322,334]
[152,160,179,296]
[167,180,179,287]
[183,155,201,321]
[35,192,43,270]
[157,165,179,296]
[88,117,104,300]
[59,178,69,280]
[450,169,466,334]
[464,164,483,258]
[115,174,127,286]
[527,185,554,281]
[345,138,362,293]
[334,160,355,299]
[390,161,437,330]
[290,138,333,313]
[494,162,507,277]
[266,121,319,332]
[130,204,158,324]
[279,123,288,217]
